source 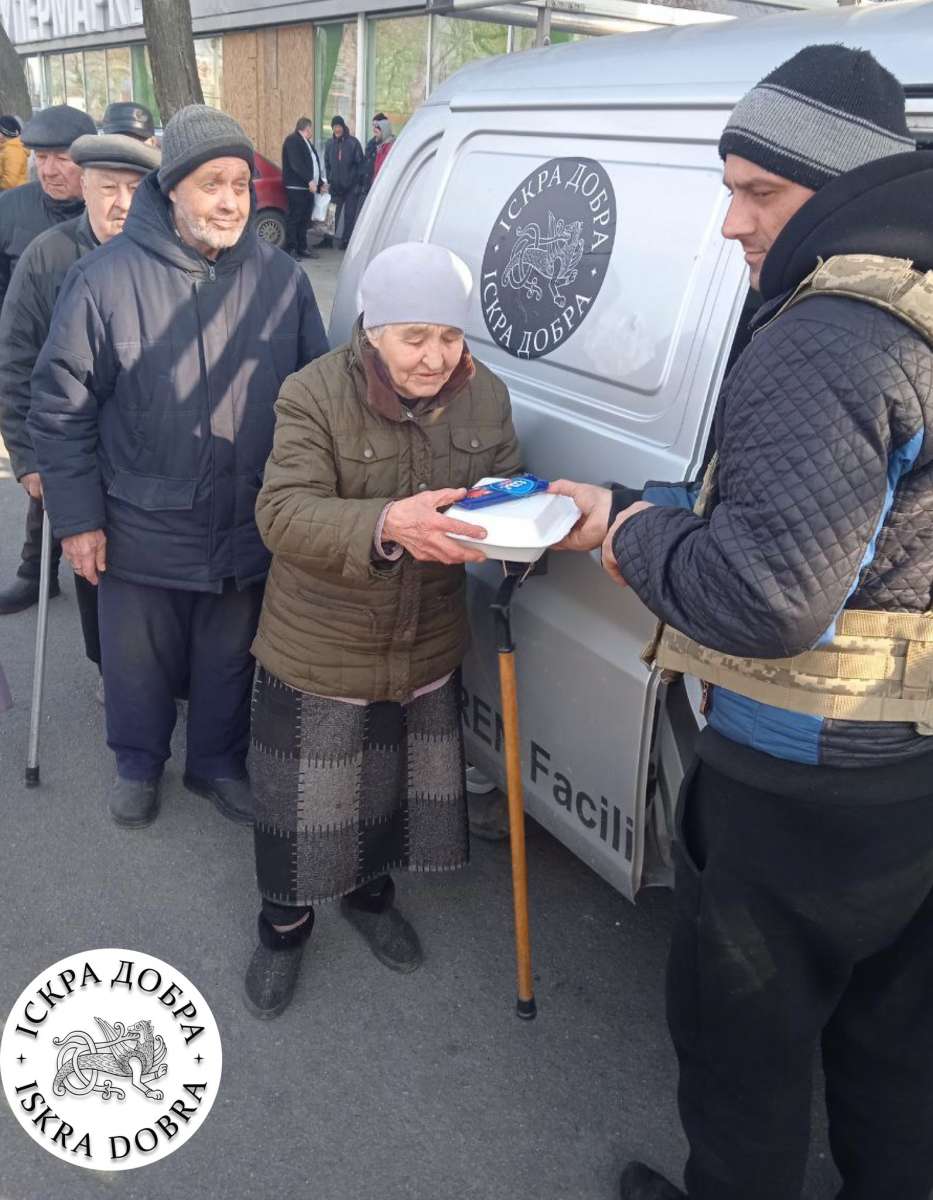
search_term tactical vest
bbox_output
[644,254,933,735]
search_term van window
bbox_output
[370,135,440,254]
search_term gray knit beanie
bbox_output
[360,242,473,331]
[719,44,915,192]
[158,104,254,194]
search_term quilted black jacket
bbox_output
[615,151,933,771]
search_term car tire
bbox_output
[255,208,286,247]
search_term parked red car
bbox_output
[253,152,289,246]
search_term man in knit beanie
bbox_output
[552,44,933,1200]
[28,104,329,831]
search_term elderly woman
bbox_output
[244,242,521,1017]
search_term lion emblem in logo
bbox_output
[502,212,585,309]
[52,1018,167,1103]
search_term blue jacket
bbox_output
[615,152,933,770]
[28,174,329,592]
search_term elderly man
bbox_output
[29,106,328,830]
[281,117,326,261]
[554,46,933,1200]
[0,134,160,696]
[0,104,96,616]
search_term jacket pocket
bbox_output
[449,425,501,488]
[334,430,399,499]
[107,470,198,512]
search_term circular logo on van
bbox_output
[481,157,616,360]
[1,949,222,1171]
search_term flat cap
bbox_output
[101,101,155,140]
[70,133,161,174]
[22,104,96,150]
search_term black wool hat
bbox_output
[21,104,97,150]
[0,114,22,138]
[101,102,155,140]
[719,44,915,192]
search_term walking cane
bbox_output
[25,509,53,787]
[491,560,539,1021]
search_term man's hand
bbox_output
[548,480,612,551]
[600,501,655,588]
[382,489,489,565]
[62,529,107,585]
[20,473,43,500]
[308,181,318,194]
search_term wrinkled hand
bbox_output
[62,529,107,585]
[600,501,655,588]
[548,480,612,551]
[382,489,488,565]
[20,472,43,500]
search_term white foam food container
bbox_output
[445,478,581,562]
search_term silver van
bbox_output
[329,0,933,900]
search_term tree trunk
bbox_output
[0,20,32,120]
[141,0,204,124]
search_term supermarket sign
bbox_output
[1,0,143,44]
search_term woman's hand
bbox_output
[382,489,489,564]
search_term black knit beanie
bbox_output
[719,44,915,192]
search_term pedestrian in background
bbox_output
[281,116,326,261]
[0,104,96,617]
[554,45,933,1200]
[371,116,395,184]
[242,241,522,1019]
[362,111,387,194]
[0,115,27,191]
[324,115,364,249]
[29,106,329,831]
[101,101,157,146]
[0,134,160,704]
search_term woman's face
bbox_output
[371,323,464,400]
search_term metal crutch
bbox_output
[25,509,53,787]
[490,560,539,1020]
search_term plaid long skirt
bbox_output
[250,666,469,905]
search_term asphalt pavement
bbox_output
[0,248,841,1200]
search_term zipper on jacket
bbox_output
[207,263,216,282]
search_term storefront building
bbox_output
[3,0,799,162]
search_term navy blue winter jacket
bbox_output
[28,174,329,592]
[614,152,933,771]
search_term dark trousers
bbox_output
[669,759,933,1200]
[18,494,62,580]
[73,573,101,667]
[333,190,360,248]
[262,875,393,927]
[284,189,312,254]
[98,573,263,782]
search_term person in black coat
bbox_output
[323,116,364,250]
[0,134,160,691]
[280,116,327,260]
[29,106,329,830]
[0,104,96,616]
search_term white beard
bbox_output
[173,201,247,253]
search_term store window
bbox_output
[107,46,133,104]
[367,15,429,135]
[23,56,43,110]
[46,54,66,105]
[431,16,507,91]
[64,51,86,111]
[84,49,108,121]
[131,45,160,125]
[194,38,223,109]
[315,22,358,145]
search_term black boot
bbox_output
[340,877,423,973]
[109,776,161,828]
[183,774,254,825]
[619,1163,685,1199]
[244,912,313,1019]
[0,574,60,615]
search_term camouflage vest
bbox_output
[644,254,933,735]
